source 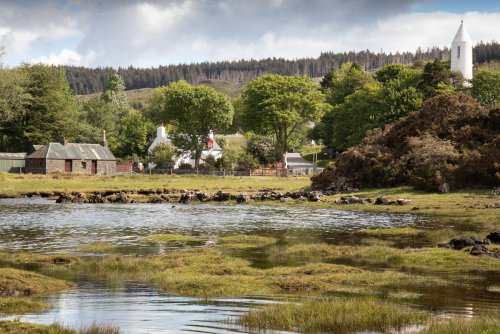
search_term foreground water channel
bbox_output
[0,198,498,333]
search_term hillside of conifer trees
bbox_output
[64,41,500,95]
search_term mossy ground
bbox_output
[0,321,119,334]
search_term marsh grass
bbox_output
[143,234,201,244]
[239,297,429,333]
[77,243,118,253]
[422,313,500,334]
[0,297,50,315]
[274,243,500,272]
[60,248,450,298]
[360,227,422,236]
[218,235,277,249]
[0,268,74,295]
[0,321,120,334]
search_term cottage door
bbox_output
[65,160,72,173]
[91,160,97,175]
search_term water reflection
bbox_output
[2,282,286,334]
[0,198,423,253]
[2,198,497,332]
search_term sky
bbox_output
[0,0,499,68]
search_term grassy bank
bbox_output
[0,174,310,196]
[0,268,74,316]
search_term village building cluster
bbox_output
[0,22,474,175]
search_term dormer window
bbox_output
[457,46,460,59]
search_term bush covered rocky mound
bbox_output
[312,93,500,191]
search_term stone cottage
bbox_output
[25,138,116,174]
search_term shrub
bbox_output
[312,93,499,191]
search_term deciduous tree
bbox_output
[150,142,177,169]
[157,80,234,166]
[239,74,328,160]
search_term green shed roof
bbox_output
[0,153,26,160]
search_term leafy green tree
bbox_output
[81,73,131,150]
[330,82,384,150]
[6,64,79,150]
[239,74,328,160]
[380,78,423,124]
[418,59,455,98]
[245,134,279,165]
[145,87,167,124]
[115,109,153,158]
[0,68,30,150]
[157,80,234,166]
[101,73,128,112]
[374,64,408,84]
[82,98,115,133]
[322,62,373,105]
[469,71,500,108]
[150,142,178,169]
[317,63,424,151]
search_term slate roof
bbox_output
[25,143,116,161]
[0,152,27,160]
[32,145,44,151]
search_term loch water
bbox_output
[0,198,498,333]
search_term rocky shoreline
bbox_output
[0,189,421,207]
[438,232,500,259]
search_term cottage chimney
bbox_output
[62,137,68,146]
[101,130,108,147]
[157,124,166,139]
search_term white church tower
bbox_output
[451,20,473,81]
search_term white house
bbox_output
[451,20,473,83]
[148,125,223,169]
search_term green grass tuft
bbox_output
[239,297,429,333]
[423,313,500,334]
[0,297,50,315]
[143,234,201,244]
[218,235,277,249]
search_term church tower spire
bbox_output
[451,20,473,82]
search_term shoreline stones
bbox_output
[438,234,500,259]
[48,190,414,207]
[486,231,500,244]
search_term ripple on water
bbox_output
[0,198,424,252]
[1,283,287,334]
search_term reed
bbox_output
[239,297,429,333]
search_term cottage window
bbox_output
[81,161,87,169]
[457,46,460,59]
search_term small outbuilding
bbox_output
[25,139,116,175]
[0,153,26,173]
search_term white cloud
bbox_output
[0,1,498,68]
[30,49,98,66]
